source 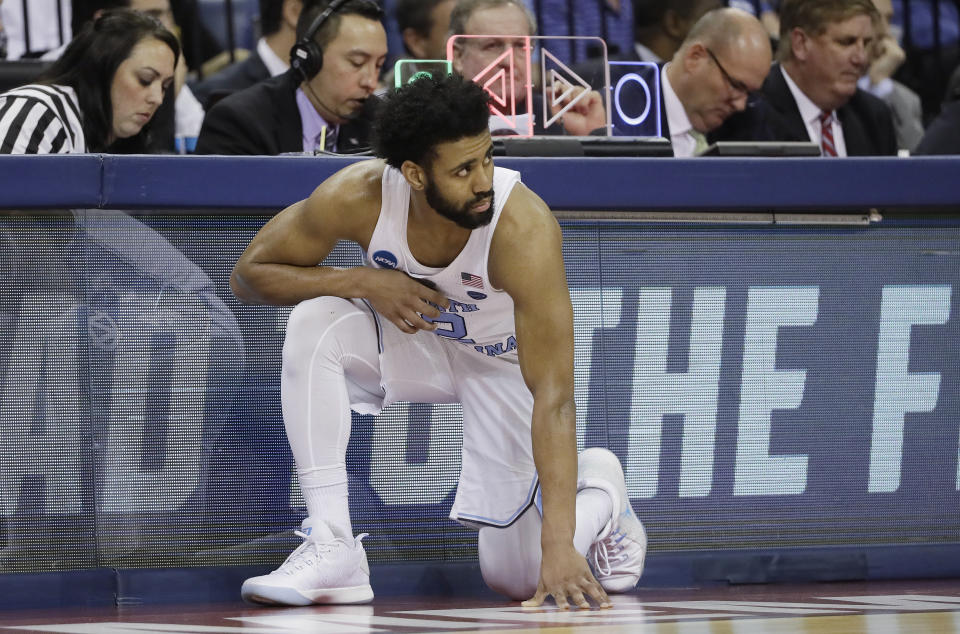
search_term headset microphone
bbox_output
[289,0,353,81]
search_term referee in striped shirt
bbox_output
[0,9,178,154]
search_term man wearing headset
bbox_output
[195,0,387,155]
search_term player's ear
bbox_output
[401,160,427,191]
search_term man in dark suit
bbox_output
[192,0,302,110]
[724,0,896,155]
[195,0,387,155]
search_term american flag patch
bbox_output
[461,272,484,289]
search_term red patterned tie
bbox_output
[819,111,837,157]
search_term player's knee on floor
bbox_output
[478,525,540,601]
[480,561,538,600]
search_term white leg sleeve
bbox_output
[478,505,542,600]
[281,297,383,536]
[477,488,613,600]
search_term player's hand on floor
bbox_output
[361,268,449,334]
[521,545,610,609]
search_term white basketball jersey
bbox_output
[366,164,522,363]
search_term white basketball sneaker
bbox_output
[241,518,374,606]
[578,447,648,593]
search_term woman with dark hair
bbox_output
[0,8,178,153]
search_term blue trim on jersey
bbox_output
[453,474,540,528]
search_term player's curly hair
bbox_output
[372,73,491,169]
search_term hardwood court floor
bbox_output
[1,579,959,633]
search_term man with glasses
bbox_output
[741,0,896,156]
[661,7,772,156]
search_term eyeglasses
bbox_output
[705,47,750,97]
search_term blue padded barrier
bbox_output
[0,154,954,211]
[98,154,337,210]
[95,156,960,210]
[0,155,103,208]
[98,155,960,210]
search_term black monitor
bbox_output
[493,135,672,157]
[700,141,821,157]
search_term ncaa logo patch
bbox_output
[372,250,398,269]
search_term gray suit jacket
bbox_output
[884,80,925,152]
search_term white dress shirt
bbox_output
[661,64,699,158]
[780,65,848,157]
[633,43,662,64]
[257,37,289,77]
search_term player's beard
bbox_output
[425,180,494,230]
